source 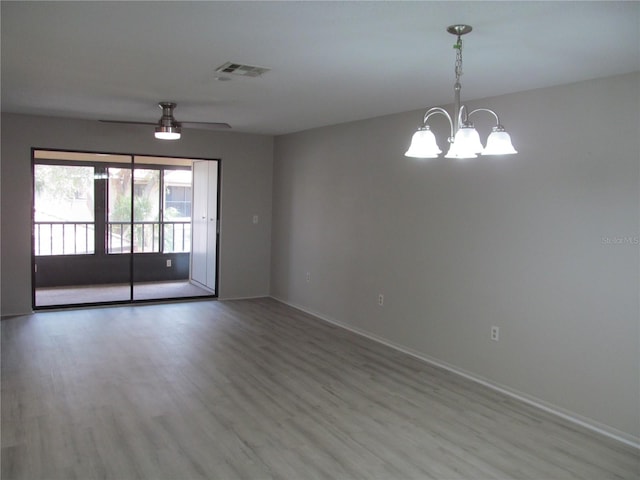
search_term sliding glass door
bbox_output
[33,152,133,306]
[32,150,219,309]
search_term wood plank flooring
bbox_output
[35,280,213,307]
[1,298,638,479]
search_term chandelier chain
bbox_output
[454,37,463,84]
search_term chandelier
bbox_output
[405,25,517,159]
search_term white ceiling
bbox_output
[1,1,638,135]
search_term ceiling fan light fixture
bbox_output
[155,102,181,140]
[155,125,181,140]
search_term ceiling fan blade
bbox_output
[181,121,232,130]
[100,120,231,130]
[99,120,157,126]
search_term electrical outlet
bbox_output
[306,272,311,283]
[491,326,499,341]
[378,294,384,306]
[166,259,172,267]
[253,214,259,224]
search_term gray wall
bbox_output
[1,114,273,314]
[271,73,640,442]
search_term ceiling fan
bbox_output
[100,102,231,140]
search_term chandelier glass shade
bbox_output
[483,128,518,155]
[405,25,517,159]
[404,127,441,158]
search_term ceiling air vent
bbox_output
[215,62,270,78]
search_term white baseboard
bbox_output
[219,294,270,301]
[1,310,33,319]
[270,296,640,450]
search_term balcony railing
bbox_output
[164,221,191,253]
[107,221,191,254]
[34,221,191,256]
[34,222,95,256]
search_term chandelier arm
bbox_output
[423,107,455,143]
[467,108,502,127]
[457,104,470,128]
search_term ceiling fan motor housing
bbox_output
[159,102,181,128]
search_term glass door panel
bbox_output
[33,154,133,307]
[107,167,133,254]
[132,159,211,301]
[133,168,161,253]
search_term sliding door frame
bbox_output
[31,147,221,310]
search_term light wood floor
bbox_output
[1,298,638,479]
[35,280,213,307]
